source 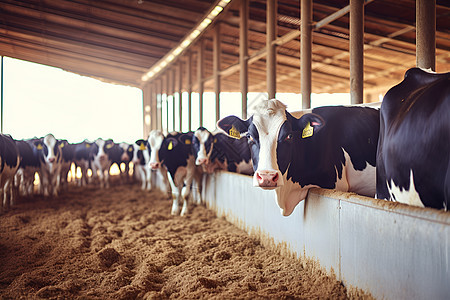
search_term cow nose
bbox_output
[197,158,208,165]
[150,162,160,170]
[99,154,107,161]
[255,170,279,188]
[48,157,55,163]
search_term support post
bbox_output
[301,0,312,110]
[416,0,436,71]
[171,68,176,132]
[178,62,183,132]
[187,52,193,131]
[142,84,151,138]
[266,0,277,99]
[197,41,204,127]
[213,23,221,124]
[240,0,249,119]
[350,0,364,104]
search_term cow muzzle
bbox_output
[196,157,208,166]
[254,170,282,189]
[150,162,160,170]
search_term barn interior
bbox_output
[1,0,449,136]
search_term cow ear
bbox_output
[217,115,251,139]
[178,133,192,145]
[165,137,178,151]
[135,139,147,150]
[293,113,325,139]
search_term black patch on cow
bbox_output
[158,132,192,179]
[285,106,379,188]
[377,67,450,209]
[0,134,19,171]
[16,140,40,168]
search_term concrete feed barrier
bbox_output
[202,171,450,300]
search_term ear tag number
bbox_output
[168,141,173,150]
[139,143,147,151]
[229,125,241,139]
[302,122,314,139]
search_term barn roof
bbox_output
[1,0,449,96]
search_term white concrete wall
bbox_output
[202,171,450,300]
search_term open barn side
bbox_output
[201,171,450,300]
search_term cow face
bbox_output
[192,127,215,168]
[95,139,114,163]
[218,99,324,190]
[134,139,149,166]
[147,130,165,170]
[41,134,61,164]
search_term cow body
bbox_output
[0,134,20,209]
[218,99,379,216]
[73,141,97,186]
[148,130,203,216]
[133,139,151,190]
[15,140,40,196]
[193,127,253,175]
[377,68,450,210]
[33,134,63,197]
[58,140,75,190]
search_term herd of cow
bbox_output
[0,67,448,216]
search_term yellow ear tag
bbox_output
[139,143,146,151]
[106,143,113,149]
[302,122,314,139]
[86,144,91,148]
[214,138,217,143]
[37,144,43,150]
[168,141,173,150]
[59,143,65,148]
[229,125,241,139]
[128,148,133,152]
[185,139,191,145]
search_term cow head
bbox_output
[134,139,149,166]
[192,127,217,172]
[95,138,114,163]
[147,130,165,170]
[39,133,61,164]
[218,99,324,215]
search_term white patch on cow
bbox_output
[252,99,287,187]
[275,172,318,216]
[387,169,424,207]
[235,160,253,175]
[335,149,376,197]
[194,129,213,165]
[148,130,164,166]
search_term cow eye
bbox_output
[284,134,293,142]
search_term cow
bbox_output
[58,139,76,190]
[118,142,135,183]
[91,138,115,188]
[376,67,450,210]
[218,99,379,216]
[192,127,253,175]
[15,140,40,196]
[0,134,20,210]
[148,130,203,216]
[32,134,63,197]
[133,139,151,190]
[73,140,97,187]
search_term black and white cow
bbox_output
[73,140,97,187]
[377,68,450,210]
[118,142,135,183]
[91,138,115,188]
[218,99,379,216]
[133,139,151,190]
[58,140,76,191]
[148,130,203,216]
[0,134,20,209]
[15,140,40,196]
[192,127,253,175]
[32,133,63,197]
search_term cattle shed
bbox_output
[1,0,450,299]
[0,0,449,136]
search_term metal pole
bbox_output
[187,52,192,132]
[240,0,249,119]
[171,69,176,132]
[178,62,183,132]
[301,0,312,110]
[266,0,277,99]
[213,23,221,124]
[350,0,364,104]
[157,78,163,131]
[197,40,204,128]
[416,0,436,71]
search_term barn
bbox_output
[0,0,449,299]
